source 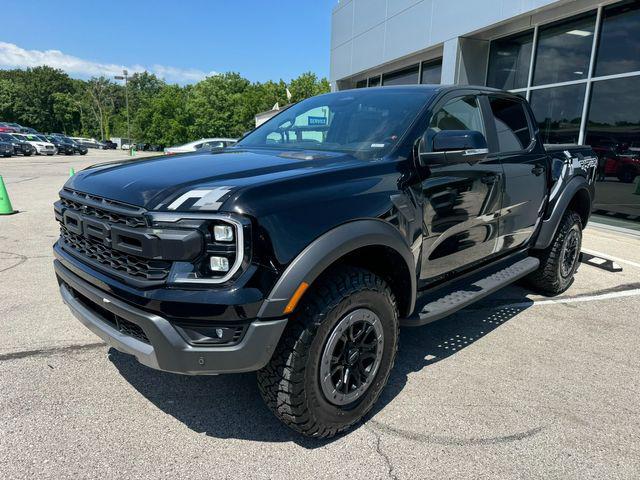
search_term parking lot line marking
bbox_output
[581,249,640,269]
[502,289,640,310]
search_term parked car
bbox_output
[53,86,596,438]
[52,135,88,155]
[101,140,117,149]
[0,133,34,156]
[19,127,40,134]
[71,137,105,149]
[13,133,56,155]
[0,141,13,157]
[163,138,237,154]
[44,135,75,155]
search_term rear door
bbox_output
[418,93,504,283]
[483,95,548,252]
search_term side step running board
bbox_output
[402,257,540,327]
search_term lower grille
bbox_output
[60,226,171,281]
[72,285,150,344]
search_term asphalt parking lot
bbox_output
[1,151,639,479]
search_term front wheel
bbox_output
[258,267,399,438]
[527,210,582,295]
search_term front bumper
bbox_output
[55,259,287,375]
[36,145,56,155]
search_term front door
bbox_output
[418,94,504,284]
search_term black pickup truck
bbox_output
[53,86,596,438]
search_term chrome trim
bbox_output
[151,212,244,285]
[463,148,489,156]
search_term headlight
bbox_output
[209,256,230,272]
[150,213,249,285]
[213,224,234,242]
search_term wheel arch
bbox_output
[534,176,592,250]
[257,219,417,319]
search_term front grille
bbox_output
[59,194,146,228]
[60,226,171,281]
[71,286,150,344]
[56,189,171,283]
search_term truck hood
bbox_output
[65,148,367,210]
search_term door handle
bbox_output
[480,174,498,184]
[531,164,545,176]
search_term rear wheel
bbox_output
[528,210,582,295]
[257,267,399,438]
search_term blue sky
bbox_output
[1,0,334,84]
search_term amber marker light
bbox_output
[283,282,309,314]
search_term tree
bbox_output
[132,84,192,146]
[0,66,76,132]
[288,72,330,102]
[0,67,331,140]
[187,72,252,138]
[83,77,119,140]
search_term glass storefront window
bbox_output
[595,1,640,77]
[368,76,381,87]
[382,65,419,86]
[420,60,442,84]
[533,14,596,86]
[529,84,586,144]
[586,76,640,184]
[355,79,367,89]
[487,30,534,90]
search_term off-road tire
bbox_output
[257,267,399,438]
[528,210,582,295]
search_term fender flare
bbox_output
[257,219,417,319]
[534,176,591,250]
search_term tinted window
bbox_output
[595,1,640,77]
[489,96,532,151]
[239,89,435,158]
[429,96,485,134]
[529,84,586,144]
[487,30,534,90]
[533,14,596,86]
[585,76,640,151]
[420,60,442,84]
[382,65,419,86]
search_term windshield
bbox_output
[0,133,14,141]
[237,88,434,158]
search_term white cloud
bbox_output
[0,42,215,84]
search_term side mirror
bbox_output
[418,130,488,166]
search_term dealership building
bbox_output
[330,0,640,227]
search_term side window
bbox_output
[488,96,533,152]
[429,95,485,134]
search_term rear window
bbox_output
[488,96,533,151]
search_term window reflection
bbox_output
[533,14,596,86]
[529,84,586,144]
[586,77,640,183]
[382,65,419,86]
[368,76,381,87]
[487,30,533,90]
[595,1,640,77]
[420,60,442,84]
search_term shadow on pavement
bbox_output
[109,285,534,448]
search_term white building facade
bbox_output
[331,0,640,223]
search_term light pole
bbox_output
[114,69,131,153]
